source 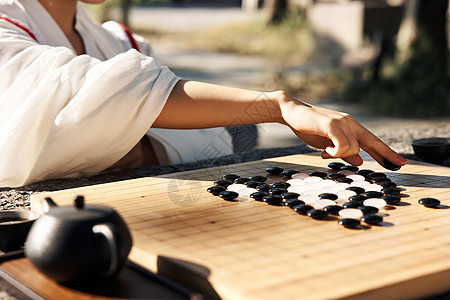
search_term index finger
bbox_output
[358,128,407,171]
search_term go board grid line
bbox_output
[30,153,450,300]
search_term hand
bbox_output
[277,92,407,169]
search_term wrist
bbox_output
[270,90,309,126]
[264,90,290,124]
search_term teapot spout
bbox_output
[41,197,58,213]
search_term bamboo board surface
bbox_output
[30,152,450,300]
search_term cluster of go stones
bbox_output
[207,162,412,230]
[207,162,441,229]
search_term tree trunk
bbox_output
[416,0,448,65]
[397,0,449,66]
[264,0,288,24]
[121,0,131,28]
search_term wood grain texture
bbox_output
[30,152,450,300]
[0,258,187,300]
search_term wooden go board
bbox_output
[30,152,450,300]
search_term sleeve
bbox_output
[0,22,180,187]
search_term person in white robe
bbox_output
[0,0,407,187]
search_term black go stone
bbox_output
[222,174,240,181]
[318,193,338,200]
[282,199,305,207]
[234,177,250,184]
[307,210,329,220]
[250,191,268,201]
[271,181,291,189]
[372,177,391,184]
[338,218,361,229]
[323,205,343,215]
[364,191,383,198]
[263,195,283,206]
[349,195,367,205]
[357,169,374,176]
[282,170,300,178]
[359,206,379,215]
[309,171,328,178]
[340,165,359,172]
[249,175,267,182]
[269,188,288,196]
[418,198,441,208]
[293,204,314,215]
[207,186,226,196]
[214,179,233,187]
[369,172,387,180]
[257,184,271,193]
[361,214,383,225]
[281,192,300,200]
[245,181,262,188]
[379,181,397,188]
[266,166,284,175]
[263,194,282,203]
[219,191,239,201]
[328,173,346,180]
[383,158,402,171]
[328,162,345,170]
[382,187,401,195]
[336,177,353,184]
[343,202,361,209]
[347,186,365,194]
[382,195,401,205]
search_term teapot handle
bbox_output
[92,223,119,276]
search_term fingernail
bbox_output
[383,158,402,171]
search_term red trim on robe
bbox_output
[0,15,39,43]
[119,23,140,52]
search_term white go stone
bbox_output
[304,176,323,184]
[287,185,305,194]
[336,189,357,200]
[323,183,351,194]
[321,186,340,194]
[299,194,319,204]
[238,187,258,197]
[339,208,363,219]
[303,190,323,197]
[290,183,321,194]
[350,181,372,188]
[236,196,251,202]
[364,198,387,208]
[318,179,336,188]
[291,172,309,180]
[364,184,383,192]
[346,174,366,182]
[335,198,349,205]
[286,179,305,186]
[314,199,336,209]
[334,182,351,191]
[227,184,247,193]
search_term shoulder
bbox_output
[102,20,152,55]
[102,21,138,51]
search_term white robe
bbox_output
[0,0,232,187]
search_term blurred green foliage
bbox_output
[338,35,450,117]
[141,10,312,66]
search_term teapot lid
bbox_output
[43,196,117,223]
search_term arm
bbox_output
[154,80,407,169]
[0,24,179,186]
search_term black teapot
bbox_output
[25,196,132,284]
